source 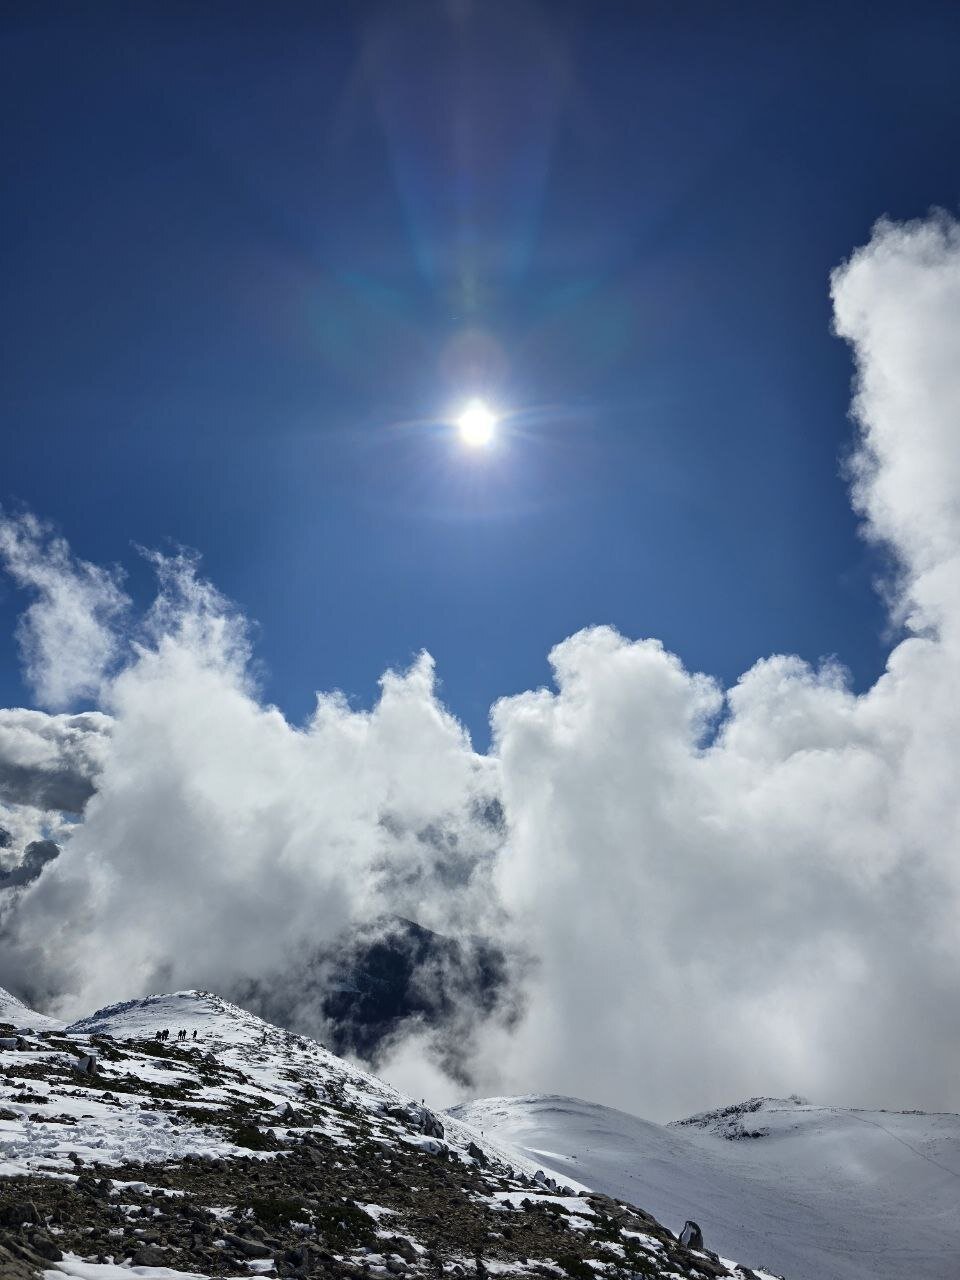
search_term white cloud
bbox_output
[832,212,960,634]
[0,512,128,709]
[3,214,960,1120]
[481,214,960,1116]
[0,549,505,1025]
[0,708,111,813]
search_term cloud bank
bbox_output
[2,214,960,1119]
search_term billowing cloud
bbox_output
[0,548,509,1037]
[0,839,60,889]
[0,511,128,709]
[2,214,960,1120]
[0,708,111,812]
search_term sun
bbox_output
[456,399,497,448]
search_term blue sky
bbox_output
[2,1,958,745]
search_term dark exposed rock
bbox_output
[224,1232,274,1258]
[0,1240,46,1279]
[0,1199,40,1226]
[679,1219,704,1250]
[0,998,762,1280]
[24,1233,62,1262]
[419,1107,445,1140]
[131,1245,169,1266]
[387,1235,419,1262]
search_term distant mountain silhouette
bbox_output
[234,914,521,1084]
[322,915,511,1058]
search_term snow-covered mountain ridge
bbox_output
[0,989,771,1280]
[669,1096,813,1141]
[0,984,64,1032]
[449,1093,960,1280]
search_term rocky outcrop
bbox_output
[0,994,777,1279]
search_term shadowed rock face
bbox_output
[235,915,523,1086]
[322,916,513,1059]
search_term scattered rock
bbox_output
[131,1245,168,1266]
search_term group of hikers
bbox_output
[154,1028,198,1042]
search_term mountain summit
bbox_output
[0,990,772,1279]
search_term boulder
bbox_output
[29,1234,63,1262]
[678,1219,704,1250]
[224,1232,273,1258]
[386,1236,419,1263]
[0,1201,40,1227]
[418,1107,445,1139]
[131,1246,168,1267]
[0,1240,47,1279]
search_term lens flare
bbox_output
[457,399,497,448]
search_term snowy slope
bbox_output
[449,1094,960,1280]
[0,984,64,1031]
[0,992,768,1279]
[43,989,538,1180]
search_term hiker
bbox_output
[192,1030,198,1040]
[155,1030,162,1042]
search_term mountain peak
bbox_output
[0,990,767,1279]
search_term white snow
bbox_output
[1,990,781,1279]
[0,983,64,1031]
[45,1256,252,1279]
[0,989,542,1185]
[490,1190,593,1214]
[449,1093,960,1280]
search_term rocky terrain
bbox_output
[668,1097,813,1143]
[0,989,774,1280]
[453,1093,960,1280]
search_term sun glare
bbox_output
[457,399,497,448]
